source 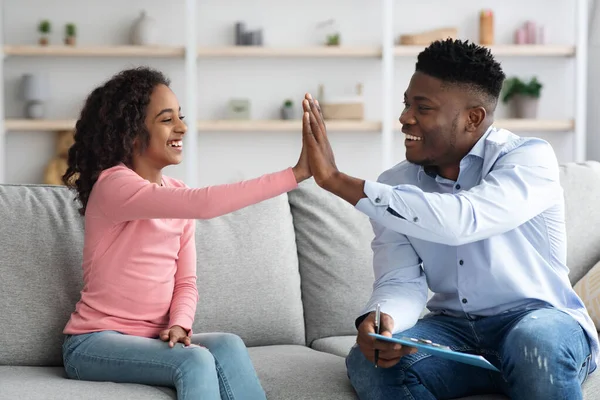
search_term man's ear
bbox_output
[466,106,486,132]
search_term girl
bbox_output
[61,67,311,399]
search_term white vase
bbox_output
[130,11,157,46]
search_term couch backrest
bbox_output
[559,161,600,284]
[0,184,305,366]
[0,184,85,366]
[288,180,375,345]
[191,194,305,347]
[292,161,600,343]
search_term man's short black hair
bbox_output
[416,38,506,107]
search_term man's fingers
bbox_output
[376,357,402,368]
[315,99,327,131]
[308,109,323,143]
[307,95,326,137]
[303,112,317,145]
[302,98,311,112]
[183,336,191,346]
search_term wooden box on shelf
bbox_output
[398,27,458,45]
[318,83,364,121]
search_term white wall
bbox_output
[2,0,580,186]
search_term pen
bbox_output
[374,303,380,368]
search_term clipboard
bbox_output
[369,333,501,372]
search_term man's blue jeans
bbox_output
[62,330,266,400]
[346,307,592,400]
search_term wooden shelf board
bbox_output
[4,119,381,132]
[394,44,575,57]
[197,120,381,132]
[4,119,76,131]
[197,46,382,58]
[394,119,574,132]
[3,44,572,58]
[3,45,185,57]
[494,119,574,131]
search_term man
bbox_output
[300,38,598,399]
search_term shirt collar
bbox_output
[418,125,494,180]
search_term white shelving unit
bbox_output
[0,0,589,185]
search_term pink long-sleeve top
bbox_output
[63,164,297,338]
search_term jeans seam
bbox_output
[402,384,417,400]
[64,360,81,380]
[468,320,482,346]
[214,359,234,400]
[399,352,432,372]
[70,350,184,378]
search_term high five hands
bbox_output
[301,93,340,190]
[301,93,366,206]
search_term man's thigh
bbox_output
[347,314,504,400]
[498,307,592,399]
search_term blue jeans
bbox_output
[346,307,592,400]
[62,330,266,400]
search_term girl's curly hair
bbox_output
[62,67,170,215]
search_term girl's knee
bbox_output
[200,332,247,353]
[181,346,215,370]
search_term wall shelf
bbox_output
[394,44,576,57]
[197,119,381,131]
[2,45,575,59]
[4,119,76,131]
[3,45,185,57]
[197,46,382,58]
[4,118,381,132]
[5,118,574,133]
[0,0,589,185]
[493,118,575,131]
[394,119,574,132]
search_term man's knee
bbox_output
[501,309,590,396]
[346,344,380,394]
[346,344,411,400]
[504,309,586,368]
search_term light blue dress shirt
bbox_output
[355,126,599,372]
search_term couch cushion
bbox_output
[0,184,84,366]
[311,335,357,358]
[288,180,375,345]
[248,345,357,400]
[560,161,600,284]
[0,346,359,400]
[192,194,305,346]
[0,367,175,399]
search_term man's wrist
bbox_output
[323,171,367,206]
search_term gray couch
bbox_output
[1,161,600,400]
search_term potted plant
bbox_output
[65,23,76,46]
[38,20,51,46]
[326,33,340,46]
[281,99,294,120]
[501,76,543,118]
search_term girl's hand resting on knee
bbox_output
[160,325,191,348]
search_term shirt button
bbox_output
[462,298,468,304]
[459,260,464,265]
[455,184,461,190]
[413,217,419,222]
[375,197,381,203]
